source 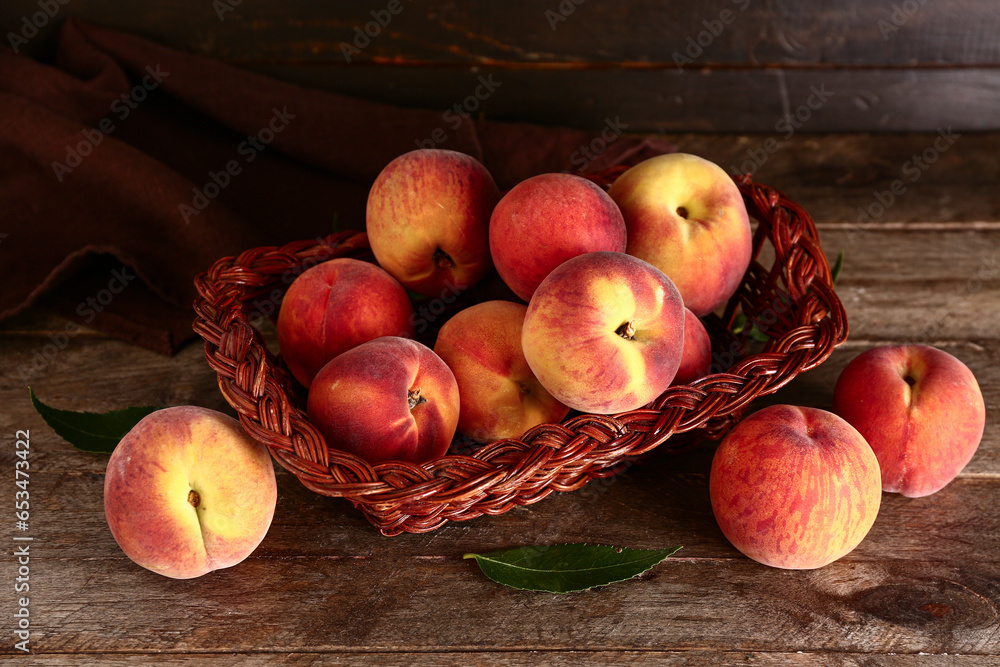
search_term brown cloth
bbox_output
[0,18,672,355]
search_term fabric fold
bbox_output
[0,17,672,354]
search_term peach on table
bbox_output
[104,406,278,579]
[710,404,882,570]
[833,344,985,498]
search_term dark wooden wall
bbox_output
[4,0,1000,132]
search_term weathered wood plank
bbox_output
[5,2,1000,131]
[8,652,999,666]
[797,229,999,284]
[251,65,1000,133]
[671,133,1000,225]
[6,449,1000,564]
[5,0,1000,67]
[201,0,1000,67]
[837,287,998,345]
[3,555,998,655]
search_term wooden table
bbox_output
[2,133,998,665]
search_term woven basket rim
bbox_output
[192,173,848,535]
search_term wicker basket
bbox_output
[192,172,847,536]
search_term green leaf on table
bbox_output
[463,543,682,594]
[28,387,161,453]
[832,250,844,285]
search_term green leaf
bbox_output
[28,387,161,453]
[463,543,682,594]
[731,312,748,335]
[746,325,770,343]
[832,250,844,285]
[732,312,769,343]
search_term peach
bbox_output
[833,344,986,498]
[608,153,752,316]
[104,406,277,579]
[307,336,460,464]
[277,258,415,388]
[366,149,500,298]
[521,251,685,415]
[673,308,713,385]
[489,173,627,301]
[710,405,882,570]
[434,300,570,443]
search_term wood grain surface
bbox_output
[6,0,1000,66]
[3,1,1000,132]
[1,132,998,665]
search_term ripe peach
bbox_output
[104,406,277,579]
[307,337,460,464]
[608,153,752,316]
[489,173,627,301]
[833,344,986,498]
[366,149,500,298]
[277,258,414,388]
[434,300,570,443]
[710,405,882,570]
[673,308,713,385]
[521,251,685,415]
